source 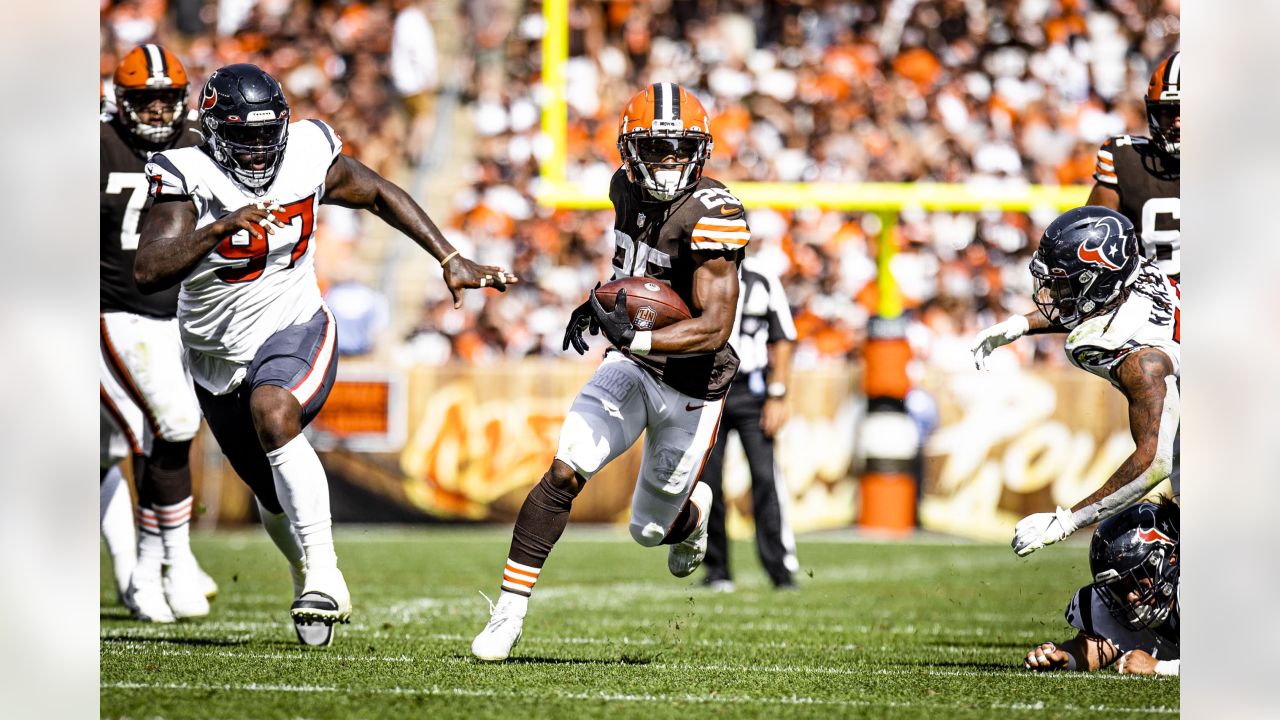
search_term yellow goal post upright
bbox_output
[537,0,1090,530]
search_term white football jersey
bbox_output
[1065,584,1180,660]
[146,119,343,394]
[1064,262,1180,390]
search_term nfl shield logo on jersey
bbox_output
[634,305,657,330]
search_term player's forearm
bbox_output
[134,223,225,293]
[648,316,733,354]
[368,183,457,263]
[1070,375,1178,527]
[1063,634,1119,671]
[1024,311,1065,335]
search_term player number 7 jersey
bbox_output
[145,119,343,394]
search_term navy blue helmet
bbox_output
[1030,206,1141,328]
[1089,501,1179,631]
[197,64,290,191]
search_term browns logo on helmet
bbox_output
[113,44,189,145]
[617,83,714,201]
[1146,51,1180,158]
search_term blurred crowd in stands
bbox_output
[101,0,1180,372]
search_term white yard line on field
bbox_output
[100,680,1177,714]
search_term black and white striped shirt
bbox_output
[730,258,796,377]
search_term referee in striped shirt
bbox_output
[701,257,799,591]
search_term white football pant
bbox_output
[556,353,723,546]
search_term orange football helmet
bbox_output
[113,44,189,145]
[617,83,713,201]
[1146,51,1180,158]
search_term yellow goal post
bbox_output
[537,0,1091,317]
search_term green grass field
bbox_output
[100,527,1178,719]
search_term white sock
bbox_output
[154,496,196,565]
[135,507,164,578]
[266,435,337,572]
[100,465,137,594]
[257,499,307,596]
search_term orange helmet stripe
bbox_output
[1147,51,1180,102]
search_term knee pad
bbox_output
[629,520,667,547]
[556,412,611,477]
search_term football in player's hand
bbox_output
[594,277,692,331]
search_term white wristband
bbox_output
[630,331,653,356]
[1154,659,1179,676]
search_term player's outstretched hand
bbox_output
[971,314,1030,370]
[442,255,518,309]
[1023,642,1072,672]
[562,283,601,355]
[1012,507,1078,556]
[589,286,636,350]
[212,200,287,241]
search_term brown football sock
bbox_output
[503,462,584,594]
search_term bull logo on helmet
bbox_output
[1135,527,1176,546]
[1076,216,1129,271]
[201,84,219,111]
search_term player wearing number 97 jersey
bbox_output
[1088,51,1180,281]
[137,63,517,646]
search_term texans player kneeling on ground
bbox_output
[471,83,747,661]
[135,64,516,646]
[1024,499,1179,676]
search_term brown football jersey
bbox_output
[1093,135,1181,277]
[607,168,748,400]
[101,115,203,317]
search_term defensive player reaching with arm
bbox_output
[971,207,1180,557]
[471,84,744,661]
[100,45,217,623]
[971,51,1181,368]
[136,64,515,646]
[1023,499,1179,676]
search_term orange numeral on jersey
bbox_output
[213,194,316,284]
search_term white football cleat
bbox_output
[668,481,712,578]
[126,568,175,624]
[197,565,219,601]
[163,560,211,619]
[471,592,526,662]
[290,567,351,647]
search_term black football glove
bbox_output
[589,286,636,350]
[562,283,601,355]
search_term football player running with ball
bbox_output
[1023,499,1179,676]
[471,83,746,661]
[136,64,516,646]
[971,207,1179,556]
